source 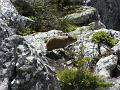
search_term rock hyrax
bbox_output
[46,36,77,51]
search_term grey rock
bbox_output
[1,0,120,90]
[108,77,120,90]
[0,0,33,30]
[70,28,119,59]
[0,0,61,90]
[24,30,64,53]
[112,42,120,54]
[88,20,106,30]
[0,35,60,90]
[63,6,98,25]
[0,0,33,44]
[95,55,118,78]
[70,28,106,58]
[87,0,120,30]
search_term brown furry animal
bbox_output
[46,36,77,51]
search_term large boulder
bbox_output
[0,0,61,90]
[0,0,33,30]
[0,35,61,90]
[0,0,33,45]
[63,6,98,25]
[95,55,120,90]
[95,55,118,78]
[68,28,120,60]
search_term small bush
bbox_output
[57,56,112,90]
[92,31,117,47]
[77,56,93,66]
[57,68,78,90]
[79,69,112,90]
[57,68,112,90]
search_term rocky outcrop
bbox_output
[87,0,120,30]
[63,6,98,25]
[69,28,119,58]
[0,0,61,90]
[95,55,118,78]
[0,35,60,90]
[24,30,64,53]
[1,0,120,90]
[0,0,33,38]
[2,0,33,30]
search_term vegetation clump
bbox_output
[92,31,117,47]
[57,56,112,90]
[91,31,117,55]
[57,68,78,90]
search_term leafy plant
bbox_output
[57,68,78,90]
[57,55,112,90]
[77,56,93,66]
[92,31,117,47]
[91,31,117,55]
[14,0,83,33]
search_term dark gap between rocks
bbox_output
[111,65,120,78]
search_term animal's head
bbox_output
[67,36,77,44]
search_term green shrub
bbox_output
[92,31,117,47]
[57,67,112,90]
[77,56,93,66]
[12,0,34,17]
[57,56,112,90]
[78,69,112,90]
[14,0,82,32]
[57,68,78,90]
[92,31,117,55]
[31,0,58,32]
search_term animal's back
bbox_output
[46,36,77,51]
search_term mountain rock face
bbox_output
[0,35,60,90]
[87,0,120,30]
[0,0,61,90]
[1,0,120,90]
[0,0,33,45]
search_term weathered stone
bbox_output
[24,30,64,53]
[87,0,120,30]
[0,0,33,30]
[0,35,60,90]
[95,55,118,78]
[63,6,98,25]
